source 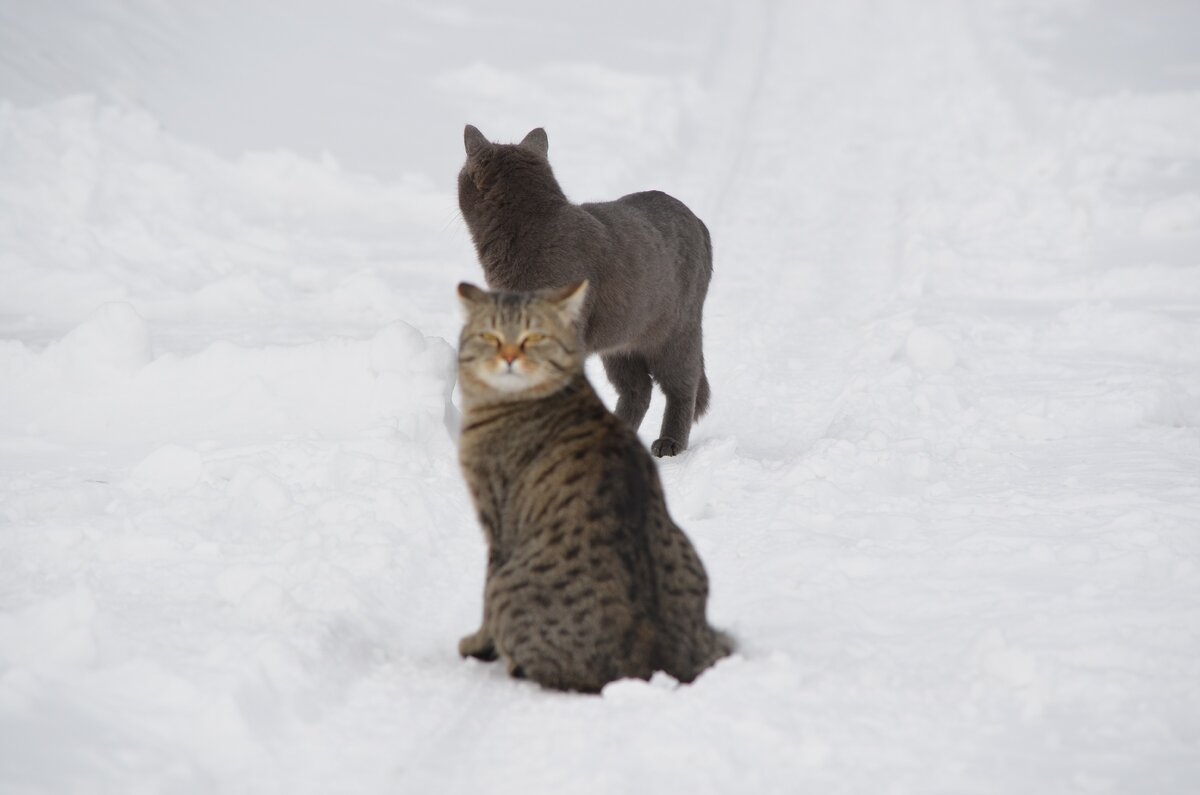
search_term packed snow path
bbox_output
[2,1,1199,792]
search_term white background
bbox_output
[1,1,1198,792]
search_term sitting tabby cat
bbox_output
[455,280,731,693]
[458,124,713,456]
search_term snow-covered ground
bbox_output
[2,1,1199,792]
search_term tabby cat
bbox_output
[458,124,713,456]
[455,280,731,693]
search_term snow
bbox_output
[2,1,1199,792]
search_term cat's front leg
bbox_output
[459,547,504,661]
[458,627,498,661]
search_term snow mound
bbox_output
[0,315,457,448]
[0,586,97,673]
[0,97,461,336]
[1140,193,1200,236]
[43,302,152,379]
[904,326,957,372]
[127,444,206,494]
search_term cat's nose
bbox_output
[500,346,519,365]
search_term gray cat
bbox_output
[458,124,713,456]
[456,280,732,693]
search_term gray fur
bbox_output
[458,124,713,456]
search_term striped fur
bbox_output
[456,282,731,693]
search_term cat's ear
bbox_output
[464,125,488,158]
[549,280,588,322]
[519,127,548,157]
[457,281,488,313]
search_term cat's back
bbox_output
[580,190,711,272]
[582,189,702,233]
[611,189,698,218]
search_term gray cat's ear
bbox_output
[519,127,548,157]
[457,281,488,313]
[550,280,588,322]
[464,125,488,158]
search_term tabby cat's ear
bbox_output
[464,125,488,158]
[549,280,588,323]
[457,282,488,313]
[520,127,549,157]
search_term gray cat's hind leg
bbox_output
[648,339,704,457]
[602,352,653,431]
[694,357,711,418]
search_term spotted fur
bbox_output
[456,281,731,693]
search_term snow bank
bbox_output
[0,301,456,449]
[0,97,462,342]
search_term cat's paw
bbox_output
[651,437,682,457]
[458,630,498,661]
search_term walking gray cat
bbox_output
[455,281,731,693]
[458,124,713,456]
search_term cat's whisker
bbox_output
[442,208,466,232]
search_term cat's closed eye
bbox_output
[521,333,546,348]
[478,332,501,346]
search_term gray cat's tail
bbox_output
[694,358,711,420]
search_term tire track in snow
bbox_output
[691,0,780,226]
